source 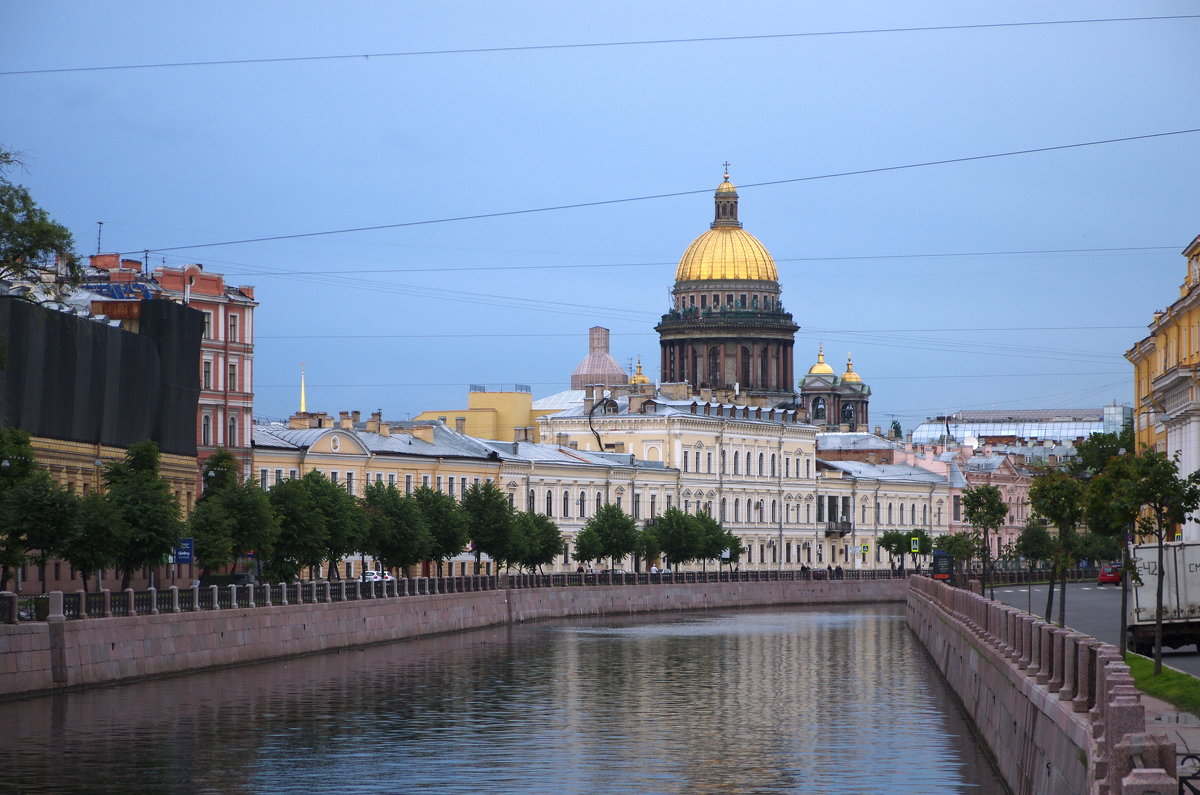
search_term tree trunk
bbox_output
[1057,569,1067,628]
[1155,522,1166,675]
[1045,563,1057,623]
[0,564,9,592]
[1119,532,1130,657]
[120,566,132,591]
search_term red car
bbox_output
[1097,565,1121,586]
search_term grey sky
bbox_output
[4,2,1198,429]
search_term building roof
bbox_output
[675,173,778,282]
[819,459,949,485]
[911,406,1130,445]
[545,393,806,425]
[816,432,898,451]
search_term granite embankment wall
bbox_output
[907,577,1176,795]
[1,578,905,698]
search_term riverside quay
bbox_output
[0,572,1185,793]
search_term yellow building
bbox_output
[412,387,552,442]
[1127,233,1200,539]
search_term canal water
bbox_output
[0,605,1005,794]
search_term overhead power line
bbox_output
[120,128,1200,257]
[5,15,1197,76]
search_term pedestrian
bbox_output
[576,564,585,574]
[650,564,660,574]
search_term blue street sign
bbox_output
[175,537,194,565]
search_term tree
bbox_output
[0,426,39,589]
[265,476,327,582]
[189,496,234,577]
[5,471,76,592]
[198,448,241,500]
[962,484,1008,599]
[1028,468,1085,627]
[1014,519,1055,564]
[63,492,120,591]
[878,529,930,570]
[189,464,278,578]
[583,502,639,570]
[105,441,183,590]
[634,521,662,570]
[512,512,562,573]
[1128,451,1200,674]
[0,148,79,294]
[362,483,431,575]
[693,511,734,571]
[412,486,470,576]
[300,470,365,579]
[1070,425,1134,478]
[571,526,603,568]
[1085,451,1140,655]
[655,508,700,568]
[935,531,981,573]
[461,480,514,574]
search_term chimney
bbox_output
[569,441,578,449]
[351,410,361,424]
[289,412,309,430]
[874,425,882,436]
[455,417,467,434]
[339,411,352,430]
[629,394,647,413]
[700,388,712,402]
[366,411,382,434]
[89,253,120,271]
[513,426,530,442]
[379,423,391,437]
[318,413,334,429]
[409,425,435,444]
[556,433,570,447]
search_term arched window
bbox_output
[720,498,727,521]
[227,417,236,446]
[201,415,211,446]
[758,453,765,476]
[887,503,893,524]
[922,504,929,524]
[721,449,727,472]
[527,489,535,512]
[812,397,826,421]
[733,452,740,474]
[562,490,570,518]
[771,500,777,522]
[841,403,855,426]
[734,499,740,522]
[579,490,587,518]
[910,504,916,524]
[546,489,554,517]
[771,454,776,477]
[596,492,602,513]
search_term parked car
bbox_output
[359,571,382,583]
[600,569,630,575]
[1097,565,1121,586]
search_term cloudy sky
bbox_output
[4,2,1198,430]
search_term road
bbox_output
[990,581,1200,678]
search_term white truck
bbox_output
[1129,541,1200,654]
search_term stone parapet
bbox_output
[907,576,1176,794]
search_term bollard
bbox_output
[209,585,220,610]
[277,582,288,606]
[76,589,89,619]
[48,591,65,620]
[147,586,159,615]
[170,585,180,614]
[125,588,136,616]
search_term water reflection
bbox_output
[0,605,1004,794]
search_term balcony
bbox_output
[824,521,853,538]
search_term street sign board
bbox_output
[911,537,920,553]
[174,537,194,565]
[932,550,953,582]
[861,544,869,554]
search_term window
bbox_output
[448,478,455,497]
[562,490,570,518]
[596,493,602,513]
[461,478,468,496]
[388,473,396,486]
[436,476,443,492]
[785,458,790,477]
[202,311,212,339]
[228,416,237,446]
[770,454,776,477]
[202,361,212,389]
[733,452,739,474]
[579,490,587,518]
[862,504,868,523]
[422,475,430,488]
[632,493,640,519]
[817,498,825,523]
[201,415,211,446]
[259,468,268,488]
[228,313,238,341]
[734,499,740,522]
[812,397,826,422]
[546,489,554,517]
[759,453,765,476]
[683,451,689,472]
[375,472,383,483]
[345,472,354,494]
[274,469,283,484]
[405,475,413,495]
[953,495,961,521]
[527,489,535,511]
[650,494,657,517]
[330,471,339,484]
[706,452,712,473]
[720,498,727,521]
[888,503,894,524]
[290,469,298,480]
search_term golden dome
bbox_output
[674,170,779,282]
[841,354,862,383]
[629,358,651,385]
[675,228,779,281]
[807,345,835,375]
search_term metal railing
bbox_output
[1,567,919,623]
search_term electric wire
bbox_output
[6,15,1197,76]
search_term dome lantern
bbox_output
[807,344,835,376]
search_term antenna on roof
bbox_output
[95,221,103,254]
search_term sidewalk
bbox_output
[1142,688,1200,758]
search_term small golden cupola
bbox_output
[629,357,652,386]
[807,344,835,376]
[841,354,862,383]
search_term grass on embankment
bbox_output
[1125,652,1200,717]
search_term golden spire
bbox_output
[629,356,651,385]
[842,353,862,383]
[299,363,307,413]
[807,343,835,375]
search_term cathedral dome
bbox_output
[674,171,779,282]
[629,359,651,385]
[841,354,862,383]
[807,346,834,375]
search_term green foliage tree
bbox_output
[1069,425,1134,478]
[198,448,241,500]
[0,427,39,589]
[583,502,639,570]
[1015,519,1055,564]
[189,496,234,576]
[6,470,76,592]
[0,148,79,293]
[693,511,735,570]
[461,480,514,574]
[512,512,562,573]
[1075,531,1121,564]
[962,484,1008,598]
[412,486,470,576]
[1084,451,1141,655]
[878,529,931,570]
[265,476,327,582]
[299,470,365,579]
[1028,468,1085,627]
[362,482,432,574]
[571,526,603,568]
[105,441,183,590]
[1128,451,1200,674]
[634,521,662,570]
[935,531,981,572]
[655,507,700,568]
[63,492,120,591]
